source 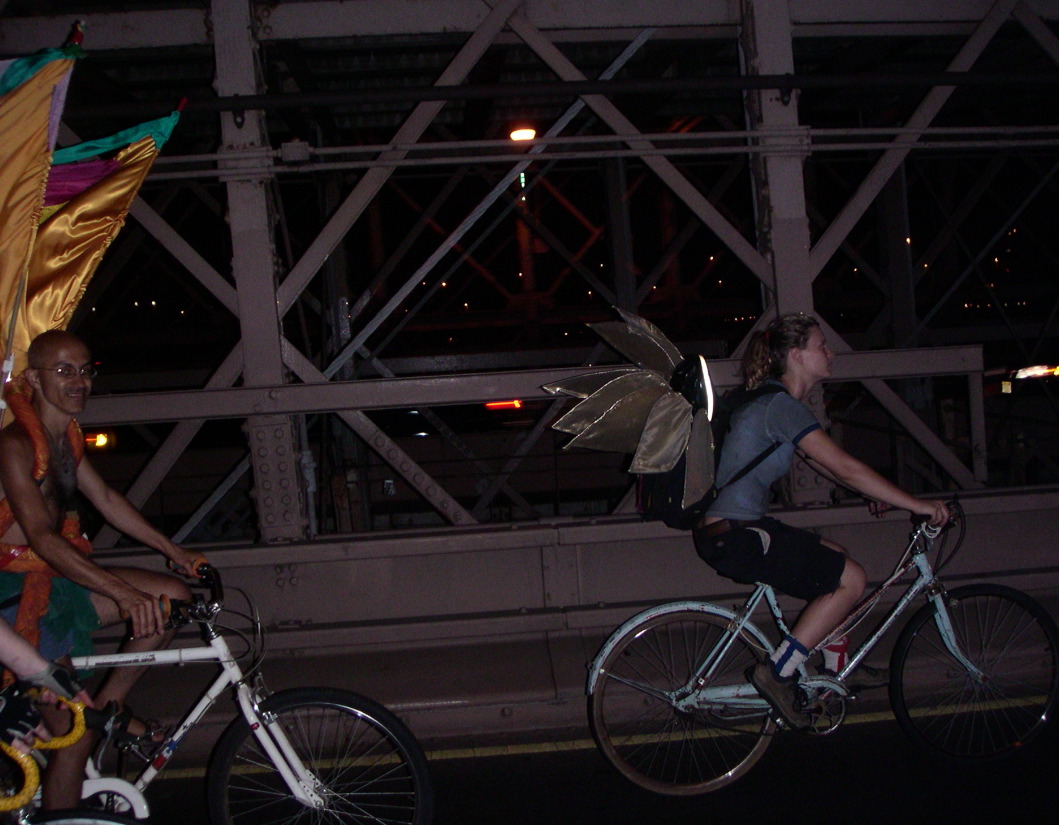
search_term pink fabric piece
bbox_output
[43,158,120,205]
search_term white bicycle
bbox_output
[58,564,433,825]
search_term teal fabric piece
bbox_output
[52,110,181,165]
[0,570,100,659]
[0,45,83,97]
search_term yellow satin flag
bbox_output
[10,135,163,373]
[0,53,76,377]
[1,41,179,426]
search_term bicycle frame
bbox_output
[820,522,983,686]
[67,579,327,818]
[589,520,981,712]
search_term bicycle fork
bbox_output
[235,680,327,809]
[872,552,985,683]
[924,586,986,682]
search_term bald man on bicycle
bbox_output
[0,330,204,809]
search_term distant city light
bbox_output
[1014,365,1059,379]
[510,127,536,141]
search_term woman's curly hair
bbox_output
[742,313,820,389]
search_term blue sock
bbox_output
[770,635,809,680]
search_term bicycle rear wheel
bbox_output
[588,609,775,795]
[206,687,434,825]
[890,583,1059,759]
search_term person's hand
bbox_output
[21,662,93,709]
[167,548,207,578]
[116,584,166,638]
[917,499,950,527]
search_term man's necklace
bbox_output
[48,432,77,506]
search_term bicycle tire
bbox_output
[588,609,775,795]
[205,687,434,825]
[890,583,1059,759]
[29,812,140,825]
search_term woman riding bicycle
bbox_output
[695,312,949,729]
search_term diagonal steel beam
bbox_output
[904,159,1059,346]
[816,318,982,488]
[503,10,771,283]
[809,0,1019,278]
[324,28,656,379]
[1014,1,1059,66]
[93,344,245,547]
[276,0,527,317]
[129,198,239,314]
[362,352,539,517]
[281,342,477,525]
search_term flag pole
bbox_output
[0,274,28,428]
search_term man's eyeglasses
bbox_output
[38,364,98,379]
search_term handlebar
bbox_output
[0,696,86,812]
[911,500,965,573]
[162,563,224,629]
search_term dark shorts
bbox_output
[693,516,845,601]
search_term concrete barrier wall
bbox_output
[102,486,1059,757]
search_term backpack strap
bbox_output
[721,441,782,489]
[716,383,787,491]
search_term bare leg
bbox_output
[788,540,866,651]
[41,568,190,811]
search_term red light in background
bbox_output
[84,431,117,449]
[485,400,522,410]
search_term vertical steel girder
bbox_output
[214,0,307,541]
[740,0,830,504]
[102,0,533,538]
[733,0,1022,488]
[739,0,813,313]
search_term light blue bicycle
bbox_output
[586,503,1059,795]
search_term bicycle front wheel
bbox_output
[31,813,140,825]
[890,583,1059,759]
[206,687,434,825]
[588,609,775,795]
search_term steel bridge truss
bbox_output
[8,0,1059,543]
